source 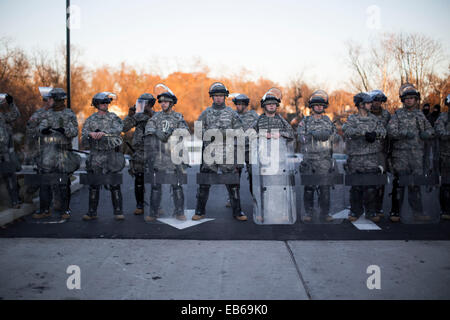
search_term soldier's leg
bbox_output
[110,184,124,220]
[303,185,315,218]
[4,173,20,208]
[375,185,385,216]
[349,186,364,221]
[54,182,70,220]
[134,172,145,215]
[364,186,380,222]
[34,182,52,219]
[149,183,162,218]
[246,162,253,196]
[193,165,213,220]
[172,184,186,220]
[440,184,450,220]
[226,183,247,221]
[409,153,427,220]
[318,185,332,221]
[83,186,100,221]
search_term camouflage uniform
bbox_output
[0,103,21,207]
[387,107,434,216]
[123,111,152,213]
[26,107,49,165]
[371,108,391,215]
[81,111,125,217]
[434,111,450,218]
[195,102,245,217]
[237,109,259,195]
[37,107,80,216]
[144,110,190,218]
[343,112,386,219]
[297,114,338,217]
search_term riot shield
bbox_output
[397,173,440,224]
[251,135,297,225]
[297,128,347,224]
[144,130,189,221]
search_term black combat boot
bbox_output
[302,186,315,222]
[134,173,145,215]
[172,185,186,221]
[193,184,210,221]
[227,184,247,221]
[111,185,124,220]
[83,187,99,221]
[145,184,162,222]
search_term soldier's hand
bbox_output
[128,106,136,117]
[364,131,377,143]
[419,131,432,140]
[97,132,105,139]
[266,132,271,139]
[41,127,52,135]
[5,94,13,104]
[54,127,65,135]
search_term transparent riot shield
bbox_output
[251,135,297,225]
[397,173,440,224]
[144,130,189,221]
[297,128,347,224]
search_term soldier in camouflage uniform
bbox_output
[0,93,21,208]
[297,90,339,222]
[434,94,450,220]
[343,93,386,222]
[144,87,190,221]
[81,92,125,221]
[369,90,391,217]
[232,94,259,196]
[24,88,53,204]
[122,93,156,215]
[32,88,80,220]
[387,83,434,222]
[193,82,248,221]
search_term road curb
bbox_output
[0,176,82,227]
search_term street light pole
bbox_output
[66,0,71,109]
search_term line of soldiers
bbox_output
[1,82,449,223]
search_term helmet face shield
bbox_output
[0,93,7,104]
[154,83,177,105]
[261,87,282,107]
[135,99,148,113]
[209,82,229,97]
[39,87,53,100]
[308,90,329,108]
[92,92,117,107]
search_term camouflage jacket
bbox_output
[387,107,434,151]
[343,112,386,156]
[238,109,259,131]
[371,109,391,128]
[0,103,20,136]
[196,103,243,149]
[435,112,450,158]
[145,110,190,169]
[252,113,295,140]
[123,112,153,150]
[297,115,338,159]
[0,113,11,153]
[81,111,123,151]
[38,108,78,146]
[26,107,49,140]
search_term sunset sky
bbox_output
[1,0,449,90]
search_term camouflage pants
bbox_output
[347,153,381,217]
[301,157,332,216]
[391,149,424,214]
[440,155,450,214]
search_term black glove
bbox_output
[365,131,377,143]
[54,127,65,135]
[5,94,13,104]
[41,127,52,135]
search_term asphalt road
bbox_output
[1,166,449,240]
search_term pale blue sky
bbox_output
[1,0,449,90]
